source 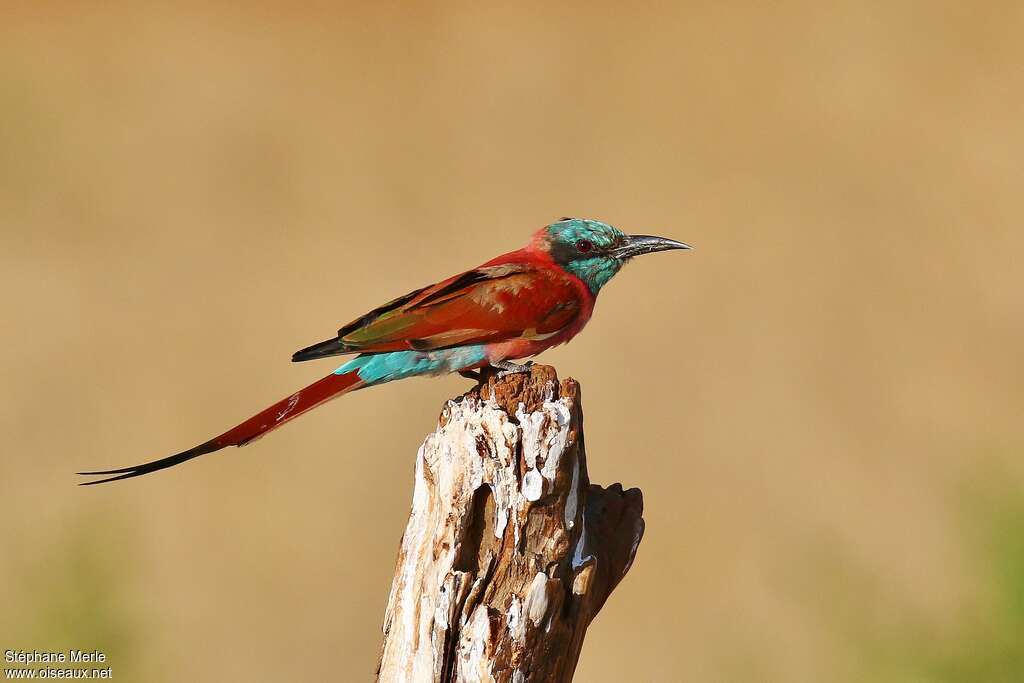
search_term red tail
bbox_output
[79,370,364,485]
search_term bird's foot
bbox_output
[491,360,534,378]
[458,369,483,382]
[459,361,533,384]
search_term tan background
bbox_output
[3,2,1023,681]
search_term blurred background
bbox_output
[2,2,1023,680]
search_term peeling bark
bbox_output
[377,365,644,683]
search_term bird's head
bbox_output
[535,217,691,293]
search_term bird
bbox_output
[79,218,690,485]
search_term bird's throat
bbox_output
[564,257,622,294]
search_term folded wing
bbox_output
[293,262,582,361]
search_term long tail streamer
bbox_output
[78,370,364,485]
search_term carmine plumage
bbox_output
[79,218,690,484]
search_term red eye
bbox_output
[576,239,593,254]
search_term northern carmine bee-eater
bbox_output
[79,218,690,485]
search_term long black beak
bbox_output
[612,234,692,260]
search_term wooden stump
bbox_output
[377,365,645,683]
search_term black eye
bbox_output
[576,239,593,254]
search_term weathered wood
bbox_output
[377,365,644,683]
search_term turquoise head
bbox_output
[539,218,691,293]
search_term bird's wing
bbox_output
[293,262,583,360]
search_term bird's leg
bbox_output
[458,369,482,382]
[490,360,534,378]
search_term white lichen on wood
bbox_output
[377,366,644,683]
